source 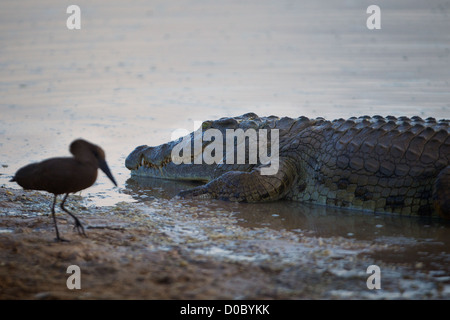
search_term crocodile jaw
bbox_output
[125,142,215,182]
[130,161,214,182]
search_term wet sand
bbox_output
[1,187,449,299]
[1,0,450,300]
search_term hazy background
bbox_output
[1,0,449,203]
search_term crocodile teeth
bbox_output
[196,193,211,199]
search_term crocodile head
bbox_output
[125,138,212,181]
[125,113,283,181]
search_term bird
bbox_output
[10,139,117,241]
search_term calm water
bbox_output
[1,0,449,296]
[1,0,449,202]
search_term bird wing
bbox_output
[14,158,85,194]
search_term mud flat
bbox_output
[0,187,448,300]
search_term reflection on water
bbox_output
[125,176,450,294]
[126,175,449,239]
[125,176,204,200]
[126,176,450,270]
[232,201,450,273]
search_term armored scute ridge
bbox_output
[126,113,450,218]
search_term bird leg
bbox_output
[51,195,68,242]
[60,193,87,238]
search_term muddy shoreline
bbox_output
[1,187,448,299]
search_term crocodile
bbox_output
[125,113,450,218]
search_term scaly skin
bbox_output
[125,113,450,218]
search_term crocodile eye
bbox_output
[202,121,213,129]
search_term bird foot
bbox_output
[54,237,70,242]
[73,221,87,237]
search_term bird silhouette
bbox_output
[10,139,117,241]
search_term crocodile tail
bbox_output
[177,157,298,202]
[433,166,450,219]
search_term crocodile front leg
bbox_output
[177,157,298,202]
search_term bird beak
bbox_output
[99,160,118,186]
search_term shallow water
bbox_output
[126,176,450,274]
[1,0,449,298]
